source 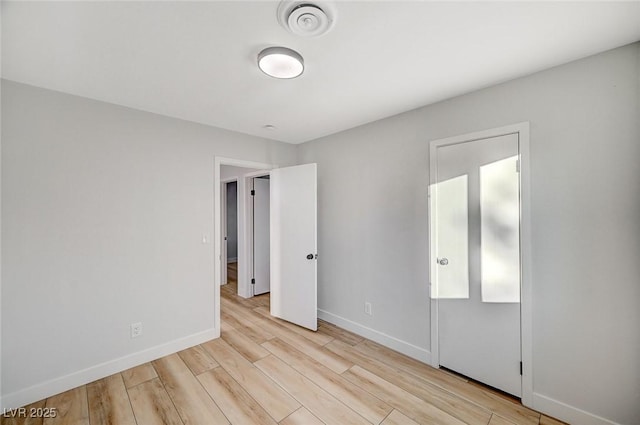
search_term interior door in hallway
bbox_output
[253,177,270,295]
[431,133,522,397]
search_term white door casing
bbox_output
[270,163,318,331]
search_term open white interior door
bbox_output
[253,177,271,295]
[270,163,317,331]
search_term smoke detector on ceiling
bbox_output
[277,1,336,37]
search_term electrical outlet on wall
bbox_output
[130,322,143,338]
[364,302,373,316]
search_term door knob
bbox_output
[306,254,315,260]
[438,258,449,266]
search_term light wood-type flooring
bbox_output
[2,262,565,425]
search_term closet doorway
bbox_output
[429,123,533,403]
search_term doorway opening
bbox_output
[219,171,272,333]
[222,173,272,313]
[215,159,274,337]
[219,165,271,300]
[221,179,238,294]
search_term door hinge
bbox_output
[519,361,523,376]
[250,190,255,196]
[516,159,520,173]
[251,278,255,284]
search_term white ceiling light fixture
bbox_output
[257,46,304,79]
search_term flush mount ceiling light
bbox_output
[257,47,304,79]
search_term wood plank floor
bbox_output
[2,264,566,425]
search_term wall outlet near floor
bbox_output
[130,322,143,338]
[364,302,373,316]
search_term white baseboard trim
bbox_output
[1,329,216,411]
[533,392,621,425]
[227,258,237,263]
[317,309,431,364]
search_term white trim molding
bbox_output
[533,393,622,425]
[318,309,431,364]
[1,329,215,411]
[427,122,533,406]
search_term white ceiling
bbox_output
[3,1,640,144]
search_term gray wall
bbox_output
[1,80,296,405]
[226,181,238,260]
[298,43,640,424]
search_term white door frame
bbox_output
[428,122,533,406]
[214,157,275,338]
